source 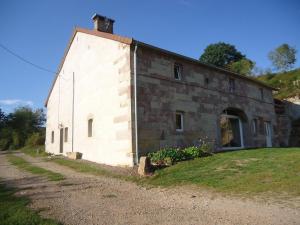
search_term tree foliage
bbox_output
[228,59,255,76]
[199,42,245,67]
[0,107,45,150]
[268,44,297,72]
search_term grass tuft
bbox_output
[7,155,64,181]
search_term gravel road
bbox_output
[0,151,299,225]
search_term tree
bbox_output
[6,107,45,148]
[228,59,255,76]
[199,42,245,67]
[0,107,45,150]
[0,108,6,128]
[268,44,297,72]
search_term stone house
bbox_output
[45,14,278,166]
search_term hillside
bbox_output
[256,68,300,99]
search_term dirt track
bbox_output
[0,151,299,225]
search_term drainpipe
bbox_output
[134,43,139,165]
[71,72,75,152]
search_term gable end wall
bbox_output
[46,32,134,166]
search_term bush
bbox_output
[25,133,45,146]
[11,131,21,149]
[148,147,188,165]
[183,146,204,158]
[0,138,10,151]
[148,138,214,165]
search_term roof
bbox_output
[44,27,275,107]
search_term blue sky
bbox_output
[0,0,299,112]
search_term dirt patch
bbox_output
[0,151,299,225]
[233,158,260,167]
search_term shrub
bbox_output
[11,131,21,149]
[183,146,204,158]
[148,137,214,165]
[0,138,10,151]
[148,147,188,165]
[25,133,45,146]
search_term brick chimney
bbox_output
[92,14,114,33]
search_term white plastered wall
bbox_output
[45,32,133,166]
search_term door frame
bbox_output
[221,114,244,150]
[264,122,272,147]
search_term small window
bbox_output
[51,131,54,143]
[205,77,209,85]
[176,112,183,132]
[252,119,258,136]
[88,119,93,137]
[174,63,182,80]
[229,78,235,93]
[260,88,264,100]
[64,127,68,142]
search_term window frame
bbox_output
[174,63,182,81]
[51,131,54,144]
[260,88,264,100]
[64,127,68,142]
[252,118,258,136]
[205,77,209,86]
[175,112,184,132]
[229,78,236,93]
[88,119,93,137]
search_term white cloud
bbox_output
[0,99,33,106]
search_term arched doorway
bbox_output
[220,108,247,149]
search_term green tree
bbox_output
[0,107,45,150]
[228,59,255,76]
[0,108,6,129]
[268,44,297,72]
[6,107,45,148]
[199,42,245,67]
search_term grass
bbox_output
[144,148,300,196]
[257,68,300,99]
[22,146,300,196]
[48,157,140,183]
[7,155,65,181]
[20,145,50,157]
[0,183,61,225]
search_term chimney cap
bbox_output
[92,13,115,23]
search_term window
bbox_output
[51,131,54,143]
[176,112,183,132]
[88,119,93,137]
[229,78,235,93]
[64,127,68,142]
[260,88,264,100]
[205,77,209,85]
[174,63,182,80]
[252,119,258,136]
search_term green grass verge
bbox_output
[21,145,50,157]
[0,183,61,225]
[144,148,300,196]
[7,155,64,181]
[50,158,117,177]
[48,158,139,183]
